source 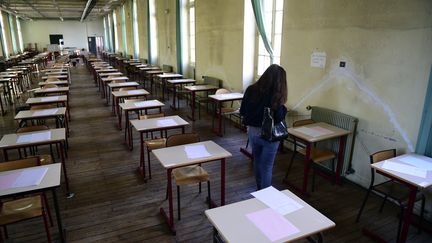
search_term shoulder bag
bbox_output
[261,107,289,142]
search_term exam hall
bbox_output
[0,0,431,242]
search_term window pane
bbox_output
[273,34,281,56]
[258,39,267,55]
[257,55,266,75]
[273,57,280,65]
[264,0,273,13]
[276,0,284,11]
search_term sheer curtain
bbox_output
[416,66,432,156]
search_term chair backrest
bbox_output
[166,133,200,147]
[0,157,41,172]
[119,87,136,91]
[293,119,315,127]
[139,113,164,120]
[370,149,396,164]
[46,78,60,82]
[203,76,222,88]
[162,64,173,73]
[141,58,148,64]
[42,84,58,89]
[17,125,49,133]
[215,88,230,95]
[30,104,56,110]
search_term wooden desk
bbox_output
[14,108,69,135]
[208,92,243,136]
[130,115,189,176]
[156,73,183,100]
[166,79,196,109]
[205,189,335,243]
[153,140,232,233]
[0,163,65,242]
[41,71,67,75]
[0,128,73,197]
[286,122,351,195]
[371,154,432,243]
[184,85,219,121]
[101,76,129,99]
[42,75,68,80]
[118,99,164,131]
[111,88,149,116]
[26,95,70,120]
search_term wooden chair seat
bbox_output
[298,148,336,163]
[144,138,167,150]
[0,196,43,225]
[173,165,209,186]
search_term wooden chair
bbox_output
[141,113,166,178]
[165,133,210,220]
[356,149,426,242]
[196,76,222,119]
[284,119,336,191]
[0,157,53,242]
[46,78,61,82]
[212,88,241,134]
[16,125,54,164]
[42,84,58,89]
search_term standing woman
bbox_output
[240,64,288,190]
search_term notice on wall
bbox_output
[311,52,326,69]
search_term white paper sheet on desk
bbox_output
[11,167,48,188]
[127,90,142,95]
[382,161,427,178]
[41,96,59,101]
[184,144,212,159]
[398,156,432,171]
[134,100,160,107]
[157,119,177,127]
[33,108,59,116]
[294,126,333,137]
[251,186,303,215]
[17,131,51,143]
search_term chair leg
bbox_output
[199,182,202,193]
[2,225,8,239]
[356,187,372,222]
[379,195,388,213]
[311,166,316,192]
[42,193,53,226]
[284,145,297,179]
[177,185,181,220]
[419,196,426,233]
[146,149,152,179]
[207,181,211,208]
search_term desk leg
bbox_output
[128,124,134,151]
[2,149,8,161]
[221,158,226,206]
[60,142,74,198]
[398,186,418,243]
[188,91,196,121]
[171,86,176,110]
[335,135,347,185]
[139,132,146,179]
[111,96,116,115]
[118,108,123,130]
[123,111,129,142]
[52,188,65,243]
[302,144,312,195]
[160,168,175,234]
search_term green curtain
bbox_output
[8,14,17,54]
[176,0,182,74]
[416,65,432,156]
[251,0,273,62]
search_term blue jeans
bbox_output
[248,126,280,190]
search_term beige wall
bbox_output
[195,0,245,90]
[155,0,178,71]
[280,0,432,187]
[137,0,149,61]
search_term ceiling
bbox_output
[0,0,123,21]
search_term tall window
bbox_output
[16,17,23,52]
[132,0,139,58]
[0,11,9,58]
[256,0,284,75]
[113,11,119,52]
[188,0,195,65]
[103,16,109,50]
[8,14,17,54]
[148,0,158,64]
[108,14,113,51]
[121,5,127,56]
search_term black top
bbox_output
[240,86,287,127]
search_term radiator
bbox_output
[309,106,359,175]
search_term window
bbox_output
[103,16,109,51]
[148,0,158,64]
[16,17,23,52]
[107,14,113,51]
[113,11,119,52]
[8,14,17,54]
[132,0,139,58]
[0,11,9,58]
[256,0,284,75]
[188,0,195,65]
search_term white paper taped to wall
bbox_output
[311,52,326,69]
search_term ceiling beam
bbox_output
[52,0,63,21]
[23,0,47,18]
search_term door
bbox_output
[88,37,96,54]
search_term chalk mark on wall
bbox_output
[292,65,414,152]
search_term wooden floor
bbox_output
[0,61,431,243]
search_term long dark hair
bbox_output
[250,64,287,109]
